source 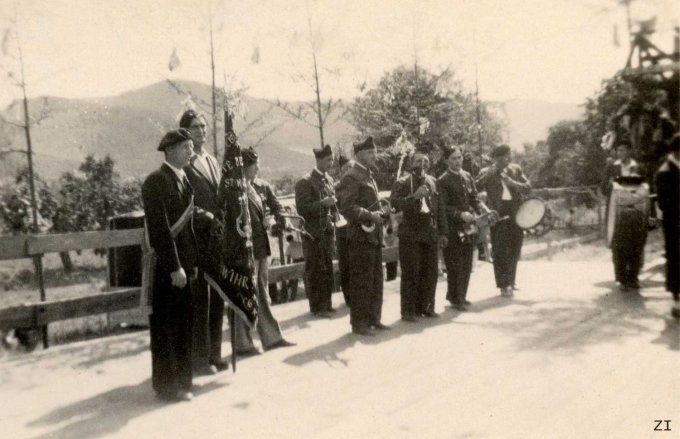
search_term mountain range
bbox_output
[0,80,580,183]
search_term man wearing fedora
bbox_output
[181,110,228,375]
[142,128,198,402]
[295,144,337,318]
[476,144,531,298]
[337,137,390,335]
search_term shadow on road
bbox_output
[26,378,228,439]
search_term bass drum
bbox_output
[606,177,650,248]
[515,197,554,237]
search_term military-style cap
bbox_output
[490,144,511,158]
[353,136,376,153]
[313,144,333,160]
[158,128,192,151]
[242,146,259,167]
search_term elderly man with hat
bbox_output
[229,147,296,355]
[179,110,227,376]
[476,144,532,298]
[142,128,199,402]
[294,144,338,318]
[336,137,390,335]
[390,148,448,320]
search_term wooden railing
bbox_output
[0,229,398,335]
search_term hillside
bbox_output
[0,81,581,182]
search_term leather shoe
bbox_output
[175,391,193,402]
[464,300,471,305]
[372,322,391,330]
[327,308,337,313]
[211,360,229,372]
[313,311,332,318]
[401,315,418,322]
[265,339,296,351]
[452,303,468,312]
[421,311,440,318]
[352,326,375,336]
[193,364,218,376]
[234,347,262,357]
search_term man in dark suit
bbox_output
[334,155,353,307]
[390,149,447,321]
[142,128,197,402]
[655,133,680,318]
[295,144,337,318]
[438,146,488,311]
[337,137,390,336]
[230,147,295,355]
[476,144,532,298]
[180,110,227,375]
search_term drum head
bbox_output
[515,198,546,229]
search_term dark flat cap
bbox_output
[313,144,333,160]
[490,144,511,158]
[158,128,192,151]
[353,136,376,153]
[242,146,259,167]
[179,110,201,129]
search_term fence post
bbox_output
[32,255,48,348]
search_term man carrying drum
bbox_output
[476,144,532,298]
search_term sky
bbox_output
[0,0,678,109]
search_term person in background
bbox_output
[335,155,353,307]
[181,109,227,375]
[383,225,398,281]
[390,149,447,321]
[230,147,296,355]
[655,133,680,318]
[476,144,532,298]
[294,144,337,318]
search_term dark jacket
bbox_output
[437,169,485,237]
[655,157,679,228]
[295,169,336,240]
[390,173,447,242]
[142,164,198,275]
[336,163,382,247]
[248,177,283,260]
[476,163,531,215]
[185,152,221,250]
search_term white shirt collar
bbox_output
[164,161,186,181]
[353,161,368,172]
[668,154,680,169]
[313,167,325,177]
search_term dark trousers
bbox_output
[385,261,398,281]
[191,272,224,368]
[662,220,679,299]
[336,231,351,306]
[612,208,647,287]
[150,278,193,398]
[348,241,383,329]
[443,237,474,305]
[399,238,438,317]
[490,202,524,289]
[303,234,335,313]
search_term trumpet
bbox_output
[320,195,348,230]
[361,198,393,233]
[270,213,314,241]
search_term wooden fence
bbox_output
[0,229,398,339]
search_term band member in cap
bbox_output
[337,136,390,335]
[600,141,645,291]
[230,147,296,355]
[180,110,227,375]
[142,128,198,402]
[335,155,353,306]
[438,146,488,311]
[390,149,447,321]
[295,144,337,318]
[655,133,680,318]
[476,144,531,298]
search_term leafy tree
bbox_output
[0,168,54,234]
[351,66,504,189]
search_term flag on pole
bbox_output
[168,47,181,71]
[251,45,260,64]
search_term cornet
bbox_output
[271,213,314,241]
[361,198,393,233]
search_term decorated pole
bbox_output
[203,98,259,372]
